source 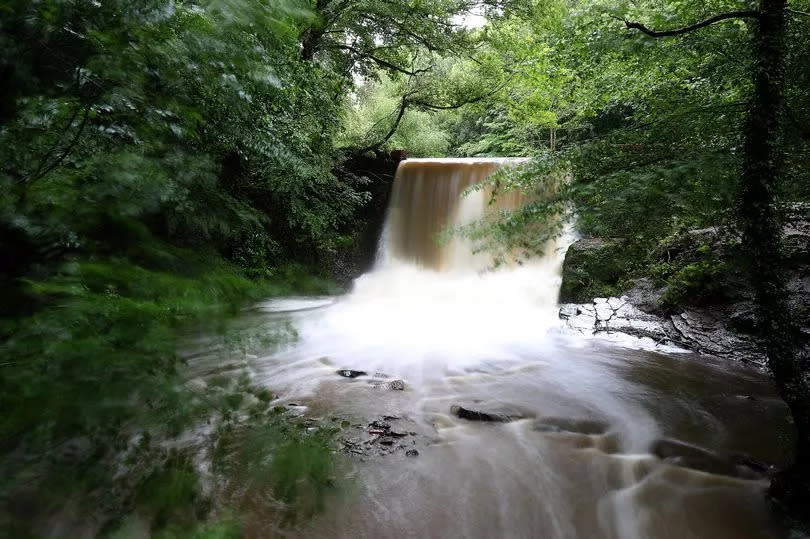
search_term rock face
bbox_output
[327,152,400,285]
[558,238,626,303]
[559,208,810,365]
[560,294,767,366]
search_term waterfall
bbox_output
[249,158,784,539]
[378,157,530,272]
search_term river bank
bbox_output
[557,205,810,367]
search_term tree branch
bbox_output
[624,10,761,38]
[27,104,91,184]
[329,44,430,75]
[408,84,502,110]
[354,95,410,154]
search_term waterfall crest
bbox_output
[379,158,529,272]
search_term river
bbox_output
[207,159,794,538]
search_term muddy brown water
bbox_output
[199,159,794,538]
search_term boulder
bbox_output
[337,369,367,378]
[533,417,608,435]
[558,238,627,303]
[450,405,523,423]
[650,439,767,480]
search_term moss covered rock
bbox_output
[558,238,630,303]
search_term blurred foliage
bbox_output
[0,0,357,534]
[0,0,515,533]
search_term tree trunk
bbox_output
[739,0,810,515]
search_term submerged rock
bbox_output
[340,414,425,460]
[406,449,419,457]
[368,379,406,390]
[651,439,767,480]
[533,417,608,435]
[337,369,367,378]
[450,405,522,423]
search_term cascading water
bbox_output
[237,158,790,538]
[380,157,532,271]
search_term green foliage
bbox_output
[658,260,730,310]
[0,0,364,281]
[136,452,202,531]
[341,77,452,157]
[211,400,339,525]
[440,0,808,273]
[0,0,359,531]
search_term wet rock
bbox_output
[669,311,765,365]
[368,379,407,390]
[560,296,666,341]
[533,417,608,435]
[594,300,613,322]
[337,369,367,378]
[729,454,773,476]
[556,219,810,365]
[406,449,419,457]
[650,439,766,480]
[338,413,427,460]
[558,238,626,303]
[560,292,767,365]
[450,405,521,423]
[559,303,598,333]
[622,277,666,314]
[728,303,760,334]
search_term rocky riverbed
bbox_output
[559,293,767,366]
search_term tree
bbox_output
[297,0,515,155]
[621,1,809,514]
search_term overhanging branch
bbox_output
[787,8,810,17]
[624,10,761,38]
[330,44,431,76]
[408,93,490,110]
[354,95,410,154]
